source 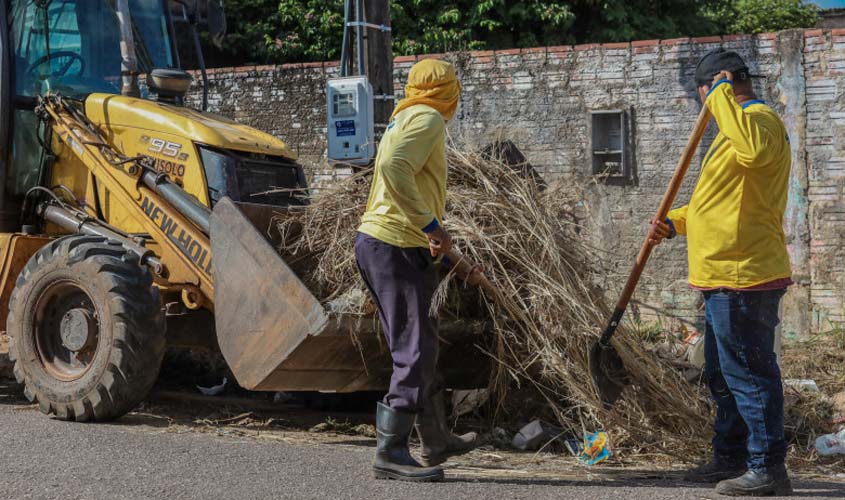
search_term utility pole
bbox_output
[363,0,393,136]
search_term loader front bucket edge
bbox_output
[210,197,328,390]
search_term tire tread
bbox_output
[7,235,166,421]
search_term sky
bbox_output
[809,0,845,9]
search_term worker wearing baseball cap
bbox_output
[356,59,479,482]
[648,48,793,496]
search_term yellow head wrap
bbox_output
[391,59,461,121]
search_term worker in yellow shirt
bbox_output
[649,49,792,497]
[356,59,479,482]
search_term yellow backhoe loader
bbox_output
[0,0,487,421]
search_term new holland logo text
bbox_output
[141,196,212,274]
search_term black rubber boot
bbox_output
[415,390,478,467]
[683,457,747,483]
[373,402,444,482]
[715,464,793,497]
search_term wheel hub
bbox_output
[60,308,97,353]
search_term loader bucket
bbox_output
[210,197,491,393]
[210,197,328,390]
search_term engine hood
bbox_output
[84,93,298,160]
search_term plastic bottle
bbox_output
[815,429,845,456]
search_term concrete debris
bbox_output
[512,420,563,451]
[196,377,227,396]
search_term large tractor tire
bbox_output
[8,235,166,421]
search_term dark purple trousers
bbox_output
[355,232,439,412]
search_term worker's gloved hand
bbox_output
[647,218,675,246]
[427,226,452,257]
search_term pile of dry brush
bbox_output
[273,145,834,461]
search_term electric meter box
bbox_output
[327,76,374,164]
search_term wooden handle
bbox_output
[442,249,536,327]
[609,105,712,328]
[443,249,497,293]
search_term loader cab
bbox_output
[0,0,182,230]
[0,0,231,231]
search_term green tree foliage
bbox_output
[703,0,819,34]
[391,1,577,54]
[212,0,344,65]
[210,0,819,66]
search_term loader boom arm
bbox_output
[38,94,336,393]
[38,95,214,301]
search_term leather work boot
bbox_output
[715,464,793,497]
[373,402,444,482]
[683,457,747,483]
[415,390,478,467]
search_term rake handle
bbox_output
[599,105,712,346]
[443,249,497,291]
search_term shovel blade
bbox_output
[589,341,628,408]
[210,197,328,390]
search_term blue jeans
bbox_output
[703,289,787,471]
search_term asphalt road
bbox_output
[1,389,843,500]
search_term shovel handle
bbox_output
[600,105,712,346]
[443,249,497,293]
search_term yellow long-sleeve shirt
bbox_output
[667,80,792,288]
[358,105,447,248]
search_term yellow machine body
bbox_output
[0,1,487,421]
[52,94,297,234]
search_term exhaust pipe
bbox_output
[115,0,140,97]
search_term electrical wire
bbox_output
[339,0,351,77]
[355,0,364,76]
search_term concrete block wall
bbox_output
[189,29,845,336]
[803,29,845,330]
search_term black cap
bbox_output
[695,48,759,87]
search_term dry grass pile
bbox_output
[275,146,714,458]
[781,334,845,452]
[274,146,841,461]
